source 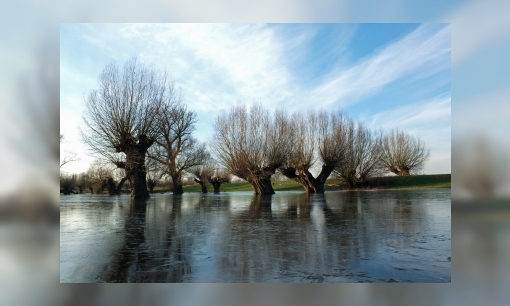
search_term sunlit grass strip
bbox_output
[173,174,451,193]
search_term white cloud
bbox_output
[117,24,297,112]
[304,24,450,109]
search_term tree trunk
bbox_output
[105,178,118,196]
[314,165,335,193]
[279,167,312,192]
[239,166,277,195]
[279,165,334,193]
[172,184,184,195]
[397,169,410,176]
[194,178,208,193]
[95,183,105,194]
[249,177,275,194]
[211,181,222,193]
[389,167,400,176]
[116,177,128,194]
[169,174,183,195]
[123,138,151,199]
[147,179,157,193]
[348,180,356,189]
[98,177,127,195]
[128,167,150,198]
[89,186,93,193]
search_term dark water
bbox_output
[60,189,451,283]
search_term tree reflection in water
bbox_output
[61,190,450,283]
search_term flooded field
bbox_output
[60,189,450,283]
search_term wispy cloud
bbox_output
[364,94,450,131]
[304,24,450,109]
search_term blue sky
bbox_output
[60,23,451,175]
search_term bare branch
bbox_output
[60,152,80,168]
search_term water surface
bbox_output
[60,189,450,283]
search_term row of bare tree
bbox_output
[212,104,429,195]
[76,58,428,199]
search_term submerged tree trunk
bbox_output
[211,182,221,193]
[173,184,184,195]
[97,177,128,196]
[116,177,128,194]
[248,177,275,194]
[279,165,335,193]
[170,174,184,195]
[128,168,149,198]
[236,166,277,195]
[147,179,157,193]
[194,178,208,193]
[119,135,152,199]
[105,178,117,195]
[315,165,335,192]
[210,181,222,193]
[347,179,356,189]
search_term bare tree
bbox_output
[381,129,429,176]
[189,153,232,194]
[206,168,230,194]
[334,121,384,188]
[60,173,76,195]
[188,157,214,193]
[149,98,209,195]
[80,58,168,199]
[145,158,164,193]
[75,172,91,194]
[212,104,290,194]
[86,159,117,195]
[279,110,349,193]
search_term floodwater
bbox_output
[60,189,451,283]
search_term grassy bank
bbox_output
[172,174,451,193]
[366,174,451,190]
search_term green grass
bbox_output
[370,174,451,190]
[169,174,451,193]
